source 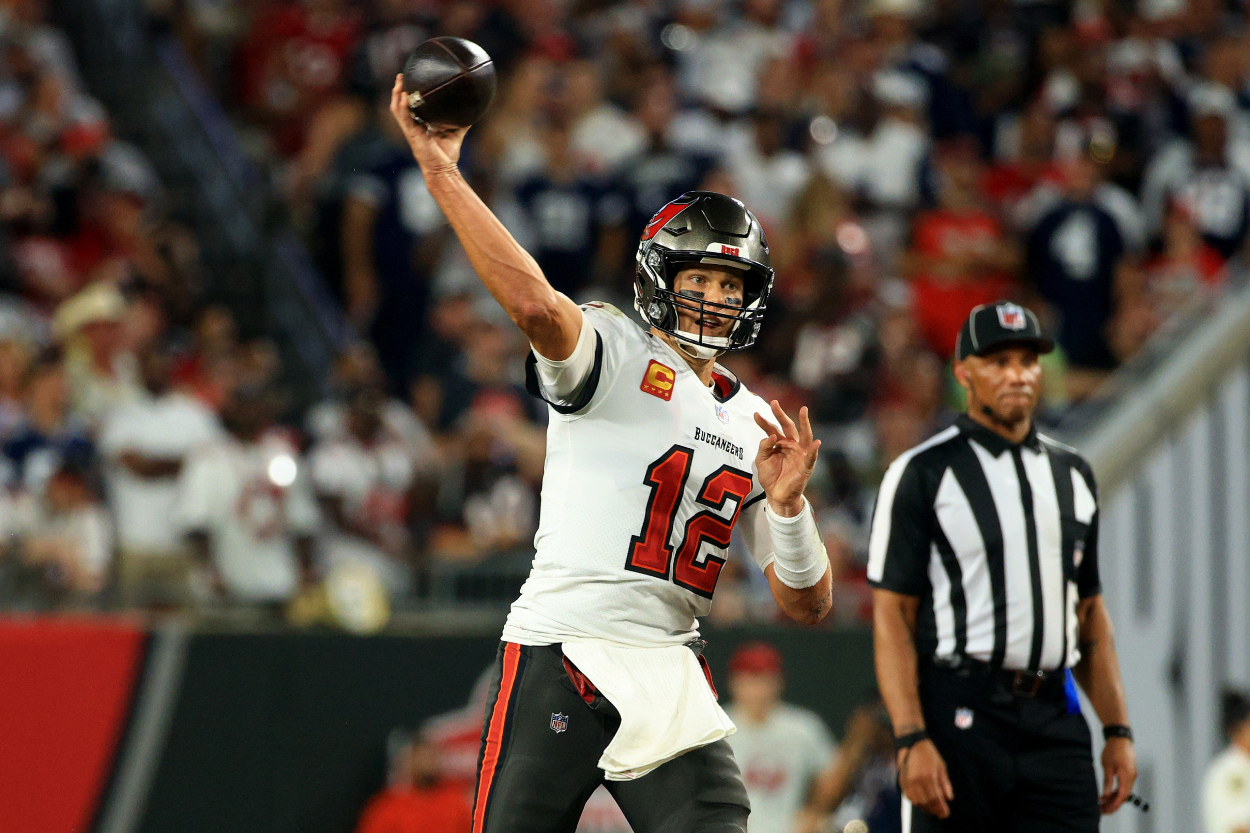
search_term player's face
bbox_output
[671,266,746,341]
[958,346,1042,426]
[728,671,783,711]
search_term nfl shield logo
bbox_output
[550,713,569,734]
[955,707,974,730]
[715,404,730,424]
[996,304,1028,331]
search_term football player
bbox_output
[389,75,833,833]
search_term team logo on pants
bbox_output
[550,713,569,733]
[955,707,974,729]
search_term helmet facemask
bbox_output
[636,249,771,361]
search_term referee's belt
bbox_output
[928,655,1061,699]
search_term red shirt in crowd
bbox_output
[354,783,472,833]
[909,208,1016,359]
[235,2,360,156]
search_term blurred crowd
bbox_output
[0,0,1246,617]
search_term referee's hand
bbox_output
[1098,737,1137,814]
[898,740,954,818]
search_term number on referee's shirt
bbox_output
[625,445,754,598]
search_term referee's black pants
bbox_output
[470,641,750,833]
[906,661,1099,833]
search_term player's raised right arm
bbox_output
[388,75,582,360]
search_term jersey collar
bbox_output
[650,332,742,403]
[956,413,1041,455]
[709,365,741,403]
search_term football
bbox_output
[401,37,497,129]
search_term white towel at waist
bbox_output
[561,641,736,781]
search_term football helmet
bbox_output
[634,191,773,360]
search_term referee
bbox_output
[868,302,1137,832]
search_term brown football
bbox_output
[401,37,496,129]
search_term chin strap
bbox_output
[674,338,725,361]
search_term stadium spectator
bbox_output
[354,730,472,833]
[724,641,836,833]
[53,282,142,428]
[682,0,793,117]
[234,0,361,159]
[1141,83,1250,262]
[98,341,219,607]
[1025,123,1145,398]
[1110,198,1228,360]
[18,457,111,602]
[616,72,717,244]
[722,105,812,232]
[175,386,318,603]
[1204,689,1250,833]
[509,118,629,298]
[904,137,1021,361]
[564,59,646,177]
[309,385,423,596]
[2,350,93,500]
[341,97,446,387]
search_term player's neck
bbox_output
[652,328,718,386]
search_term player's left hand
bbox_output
[754,401,820,518]
[1098,737,1137,814]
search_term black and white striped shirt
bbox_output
[867,415,1101,672]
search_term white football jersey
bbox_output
[502,303,780,648]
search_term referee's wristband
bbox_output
[1103,724,1133,742]
[894,730,929,751]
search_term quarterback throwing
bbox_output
[390,75,832,833]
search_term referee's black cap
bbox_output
[955,301,1055,361]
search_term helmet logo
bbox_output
[719,245,739,256]
[642,201,692,240]
[640,360,676,401]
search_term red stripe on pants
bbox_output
[472,642,521,833]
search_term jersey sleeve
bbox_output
[526,308,599,411]
[736,493,775,573]
[866,455,933,596]
[1073,460,1102,598]
[524,302,642,416]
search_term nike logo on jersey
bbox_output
[640,360,676,400]
[693,426,744,460]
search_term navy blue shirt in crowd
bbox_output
[512,176,627,297]
[349,144,443,387]
[616,148,716,241]
[2,423,95,493]
[1027,200,1127,370]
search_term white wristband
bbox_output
[765,497,828,589]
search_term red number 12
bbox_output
[625,445,754,598]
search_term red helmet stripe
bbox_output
[641,200,693,241]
